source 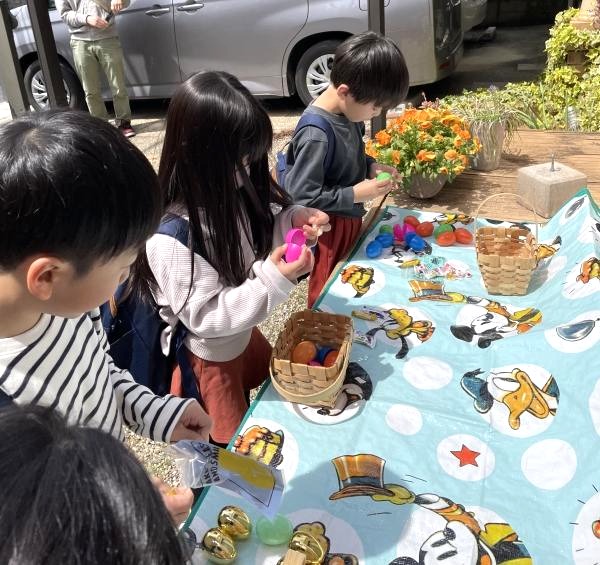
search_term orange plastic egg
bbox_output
[436,231,456,246]
[292,340,318,364]
[415,221,434,237]
[404,215,420,228]
[323,350,339,367]
[454,227,473,244]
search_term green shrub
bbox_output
[442,8,600,132]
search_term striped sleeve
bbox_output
[90,310,193,443]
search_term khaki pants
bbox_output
[70,37,131,124]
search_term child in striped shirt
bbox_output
[0,110,212,444]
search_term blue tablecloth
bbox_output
[188,190,600,565]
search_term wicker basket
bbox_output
[270,310,353,408]
[475,193,539,296]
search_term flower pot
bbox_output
[406,174,448,199]
[471,121,505,172]
[565,49,587,74]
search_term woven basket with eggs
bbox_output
[270,310,353,407]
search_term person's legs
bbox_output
[97,37,132,126]
[307,215,362,308]
[171,333,270,445]
[71,39,110,120]
[241,328,272,392]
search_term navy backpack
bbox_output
[275,113,336,187]
[100,216,200,401]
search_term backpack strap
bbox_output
[156,215,201,402]
[158,215,192,247]
[277,112,337,186]
[293,112,337,175]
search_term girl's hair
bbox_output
[157,70,291,288]
[0,405,186,564]
[0,110,162,274]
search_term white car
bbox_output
[12,0,465,109]
[463,0,488,31]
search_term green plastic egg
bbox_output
[433,224,454,238]
[256,514,293,546]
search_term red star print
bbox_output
[450,444,480,467]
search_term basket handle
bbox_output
[474,192,539,241]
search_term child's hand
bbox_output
[271,244,314,281]
[353,177,393,203]
[170,401,213,442]
[151,476,194,526]
[292,208,331,246]
[369,162,401,184]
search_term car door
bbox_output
[173,0,308,97]
[115,0,181,97]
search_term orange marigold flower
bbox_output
[441,116,457,126]
[417,150,436,162]
[454,138,464,149]
[375,130,392,146]
[459,154,469,166]
[365,140,378,159]
[459,129,471,140]
[444,149,459,160]
[453,164,466,174]
[451,123,463,135]
[391,150,401,165]
[440,166,449,175]
[420,121,433,130]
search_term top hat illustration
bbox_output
[408,280,453,302]
[329,454,395,500]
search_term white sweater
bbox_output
[0,310,192,442]
[146,206,302,362]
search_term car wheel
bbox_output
[294,39,341,106]
[23,60,85,111]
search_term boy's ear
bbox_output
[336,84,351,98]
[25,257,72,302]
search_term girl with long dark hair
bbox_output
[145,71,329,445]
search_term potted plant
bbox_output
[366,103,481,199]
[442,86,526,172]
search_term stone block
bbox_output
[517,161,588,219]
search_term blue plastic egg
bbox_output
[366,240,383,258]
[407,234,426,252]
[375,233,394,247]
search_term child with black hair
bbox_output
[284,31,410,307]
[0,405,190,563]
[0,110,212,444]
[141,70,330,446]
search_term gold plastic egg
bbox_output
[201,528,237,564]
[288,531,326,565]
[217,506,252,540]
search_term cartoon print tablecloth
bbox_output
[188,189,600,564]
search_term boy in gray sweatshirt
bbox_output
[58,0,135,137]
[284,32,409,307]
